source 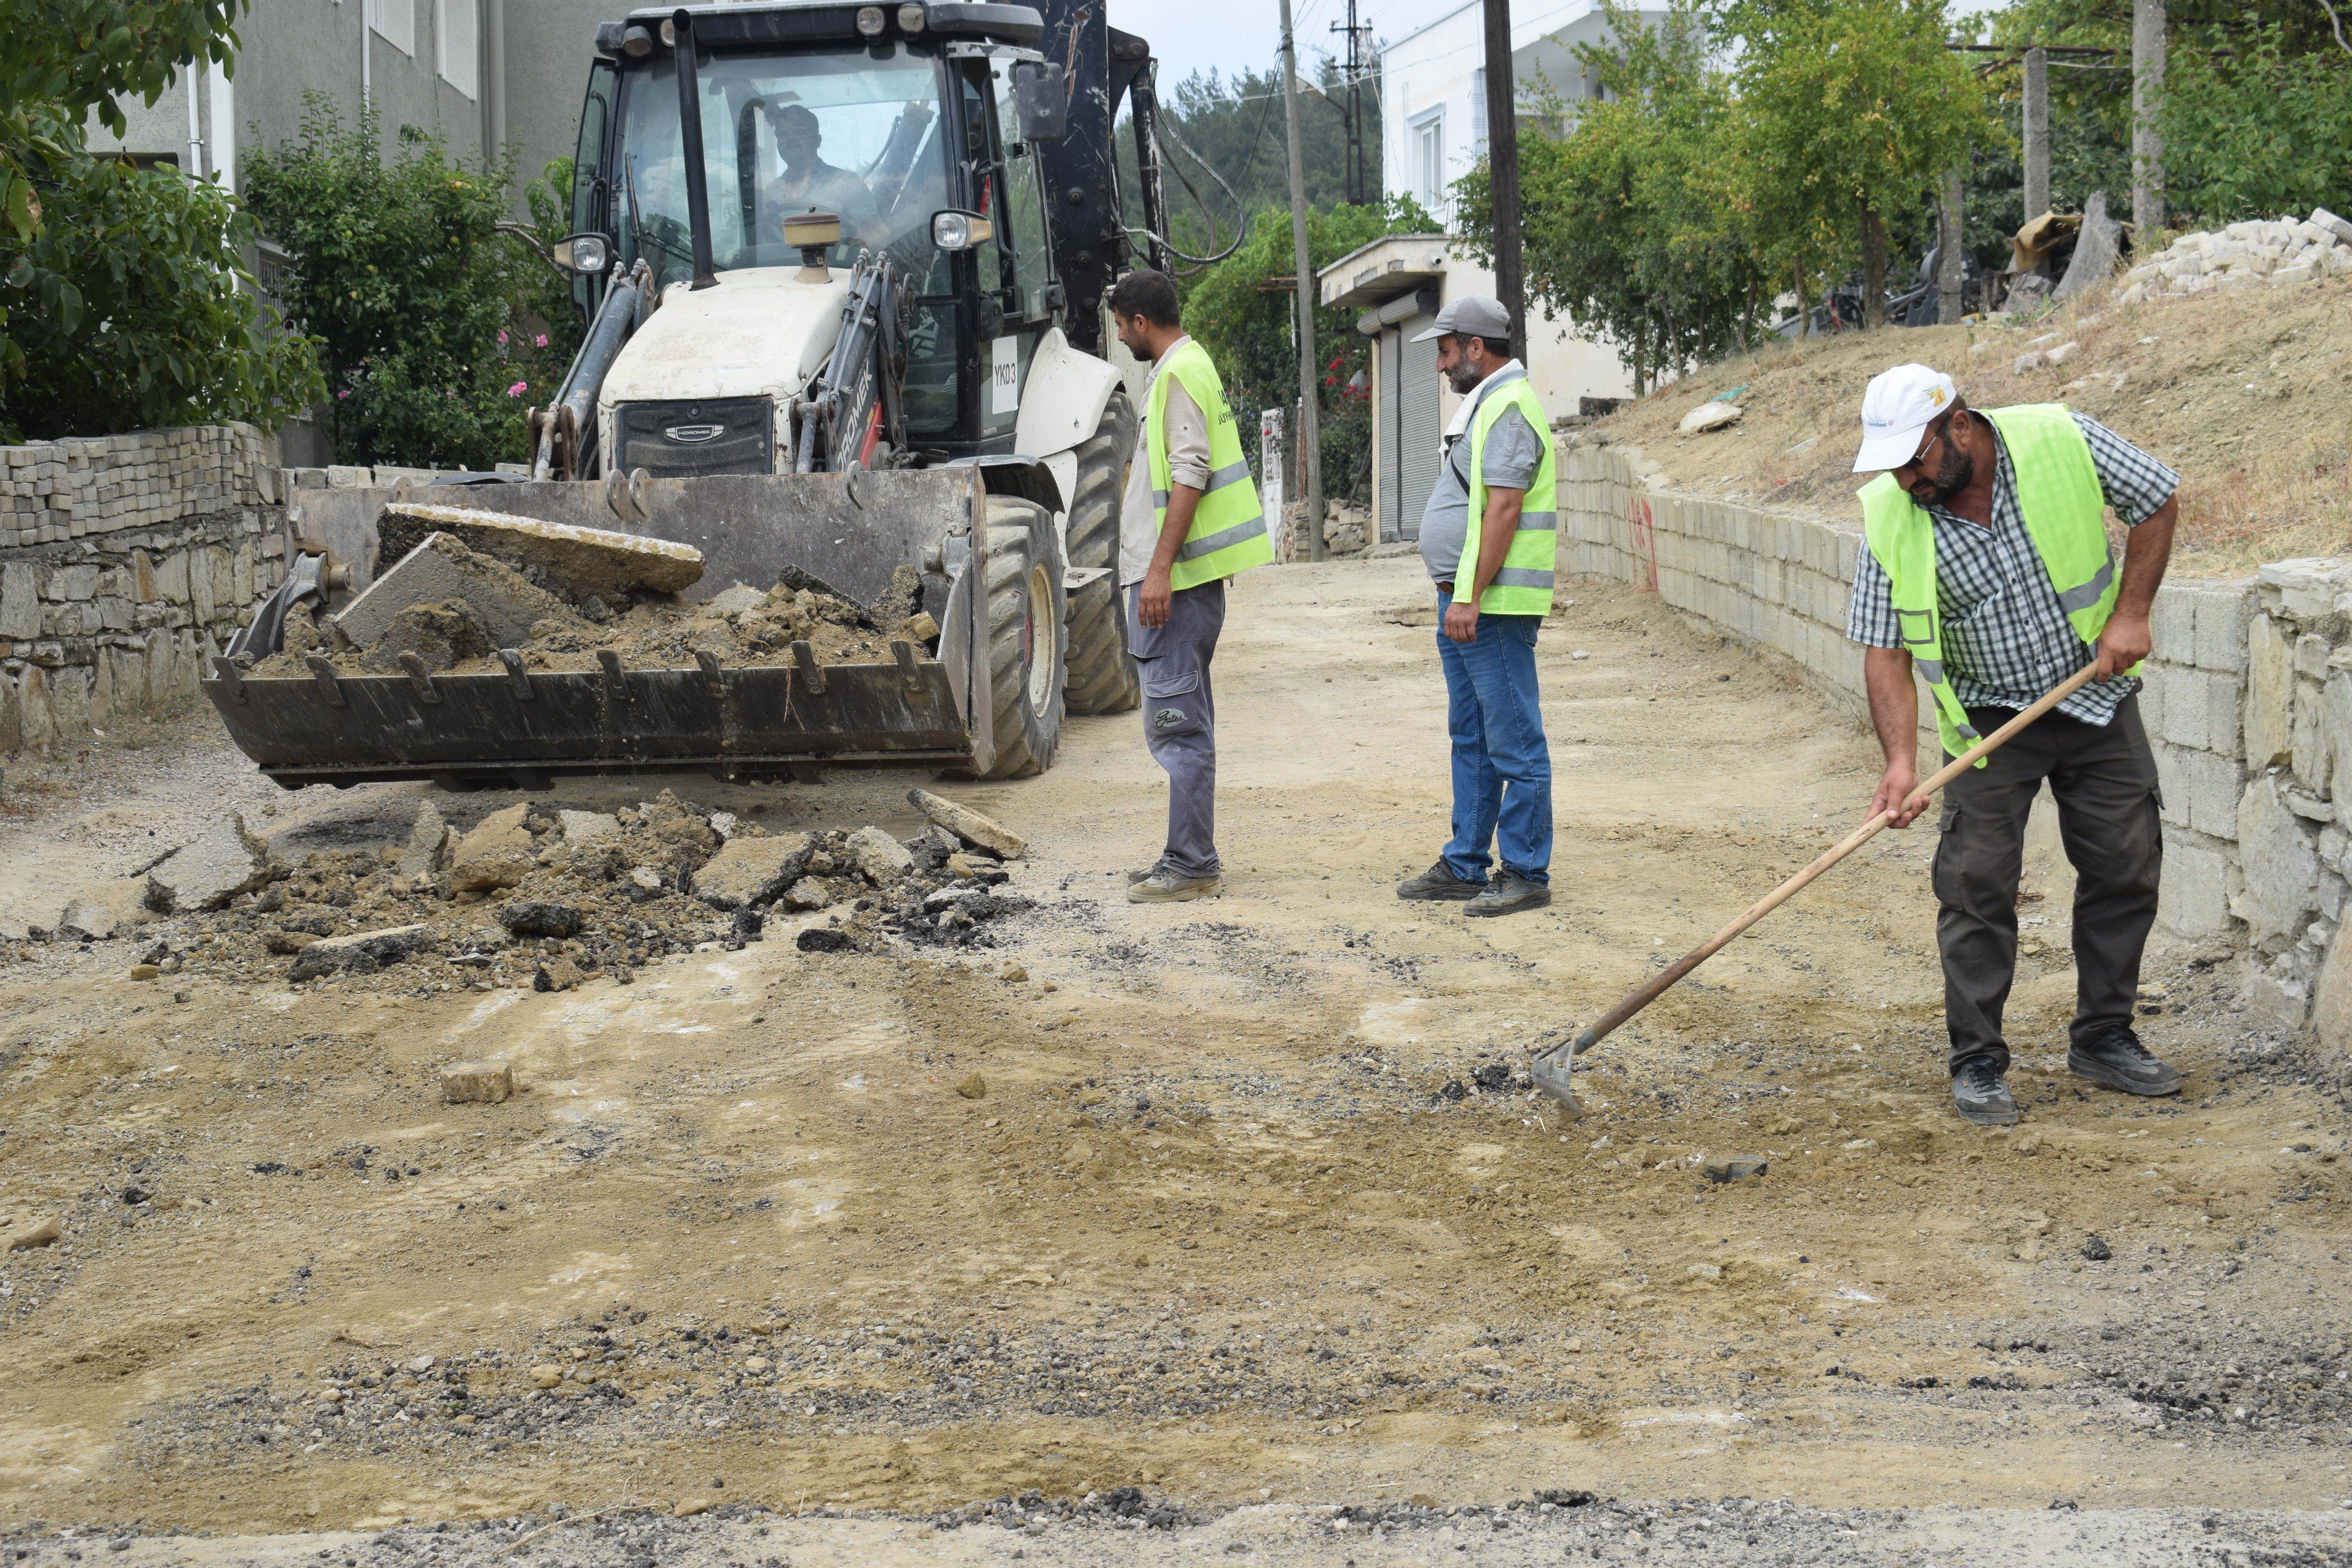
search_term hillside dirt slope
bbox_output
[0,562,2343,1553]
[1590,270,2352,578]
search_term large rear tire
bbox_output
[1061,388,1141,715]
[973,494,1067,779]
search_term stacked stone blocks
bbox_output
[0,423,289,750]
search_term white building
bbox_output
[1334,0,1659,546]
[1383,0,1662,229]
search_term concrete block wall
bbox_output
[1555,434,2280,962]
[0,424,290,750]
[1557,436,1871,715]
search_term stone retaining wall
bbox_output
[1553,436,2309,1004]
[0,424,289,750]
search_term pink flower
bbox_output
[534,334,548,348]
[497,328,509,346]
[337,390,350,400]
[506,381,528,397]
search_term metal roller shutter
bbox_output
[1398,313,1441,541]
[1379,328,1402,543]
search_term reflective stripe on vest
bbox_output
[1148,340,1274,590]
[1459,372,1558,616]
[1856,402,2125,764]
[1151,459,1254,511]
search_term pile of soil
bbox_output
[143,791,1029,993]
[1591,263,2352,577]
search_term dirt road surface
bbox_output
[2,559,2346,1561]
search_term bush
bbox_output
[241,98,577,469]
[0,0,323,441]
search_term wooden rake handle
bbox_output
[1564,663,2103,1056]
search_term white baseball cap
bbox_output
[1853,363,1959,472]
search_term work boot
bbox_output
[1463,869,1551,918]
[1125,860,1169,886]
[2068,1024,2183,1097]
[1127,867,1220,904]
[1397,858,1486,901]
[1951,1054,2018,1126]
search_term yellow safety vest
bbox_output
[1857,402,2129,762]
[1148,338,1273,590]
[1459,371,1557,615]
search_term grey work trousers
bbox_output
[1933,692,2163,1075]
[1126,578,1225,879]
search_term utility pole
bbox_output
[1331,0,1371,206]
[1280,0,1327,562]
[2131,0,2165,234]
[1481,0,1525,361]
[2022,45,2049,223]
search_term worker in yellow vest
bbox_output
[1848,363,2183,1127]
[1108,269,1273,904]
[1394,295,1558,918]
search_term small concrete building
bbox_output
[1343,0,1657,545]
[1319,236,1629,548]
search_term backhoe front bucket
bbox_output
[209,467,1000,789]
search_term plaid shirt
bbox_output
[1846,412,2178,728]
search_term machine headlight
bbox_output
[552,232,611,274]
[855,5,886,35]
[896,3,925,31]
[931,209,994,252]
[621,22,653,55]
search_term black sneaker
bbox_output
[1952,1055,2018,1126]
[1397,859,1485,901]
[1463,870,1551,918]
[2068,1024,2182,1097]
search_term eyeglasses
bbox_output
[1900,413,1955,475]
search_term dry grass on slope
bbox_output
[1589,272,2352,579]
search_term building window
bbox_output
[368,0,414,56]
[1411,107,1444,216]
[1471,67,1487,157]
[438,0,477,96]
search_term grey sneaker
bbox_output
[1125,860,1169,885]
[1952,1054,2019,1126]
[1397,858,1486,901]
[2068,1025,2182,1096]
[1463,869,1551,918]
[1127,867,1220,904]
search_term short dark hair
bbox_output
[1108,269,1181,328]
[1468,333,1512,359]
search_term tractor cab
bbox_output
[570,2,1067,461]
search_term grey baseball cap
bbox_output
[1410,294,1511,343]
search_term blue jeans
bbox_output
[1436,590,1551,884]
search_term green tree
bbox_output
[1457,0,1770,392]
[1720,0,1990,327]
[2158,25,2352,223]
[1178,194,1434,501]
[0,0,323,440]
[241,97,574,469]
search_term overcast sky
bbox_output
[1112,0,2016,107]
